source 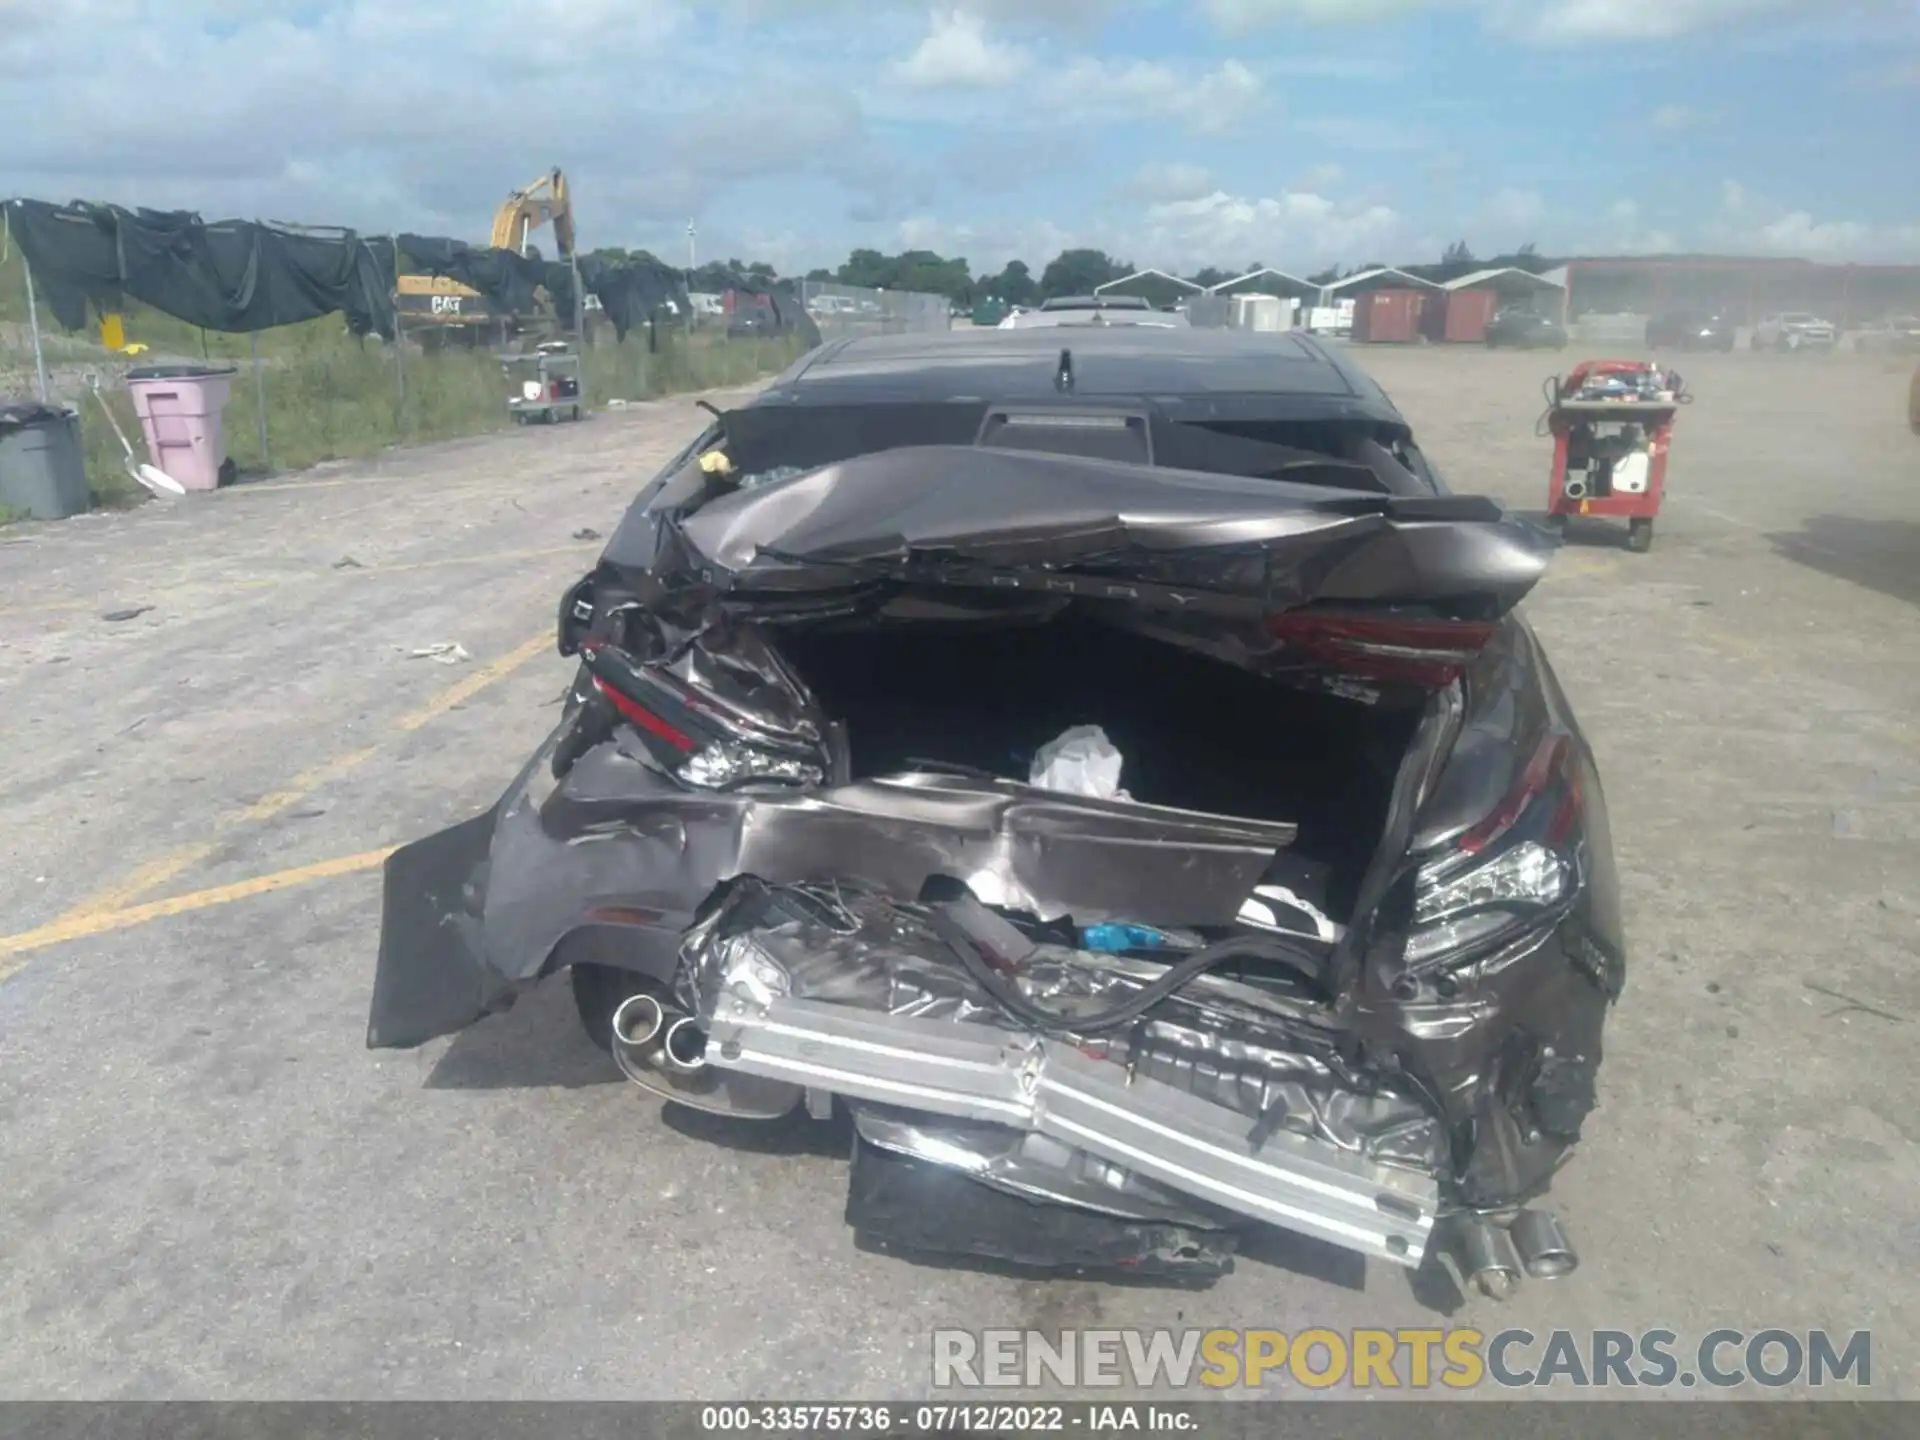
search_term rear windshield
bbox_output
[698,401,1437,498]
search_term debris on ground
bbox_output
[399,642,470,665]
[572,527,602,541]
[100,606,154,623]
[332,556,364,570]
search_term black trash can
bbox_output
[0,399,90,521]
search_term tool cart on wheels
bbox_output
[503,340,584,425]
[1541,358,1691,553]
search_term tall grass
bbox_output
[1,246,804,510]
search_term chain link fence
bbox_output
[796,279,954,341]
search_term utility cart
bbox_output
[1542,358,1691,553]
[503,341,583,424]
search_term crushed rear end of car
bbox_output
[369,443,1623,1296]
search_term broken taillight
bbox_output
[1268,611,1497,688]
[578,641,826,792]
[591,675,696,752]
[1406,731,1586,967]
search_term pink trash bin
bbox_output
[125,364,238,491]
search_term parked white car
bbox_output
[1752,312,1837,352]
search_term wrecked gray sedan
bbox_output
[370,328,1622,1294]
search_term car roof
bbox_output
[753,326,1407,426]
[1041,294,1151,310]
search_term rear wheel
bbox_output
[570,962,654,1053]
[1627,518,1654,553]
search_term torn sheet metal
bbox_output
[548,746,1296,928]
[368,731,1300,1050]
[682,879,1443,1265]
[622,444,1551,615]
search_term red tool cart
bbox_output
[1541,359,1692,552]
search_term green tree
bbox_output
[1038,249,1125,298]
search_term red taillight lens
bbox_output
[1268,611,1497,687]
[591,675,696,753]
[549,381,563,400]
[1456,733,1577,855]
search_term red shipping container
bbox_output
[1443,287,1498,343]
[1351,288,1425,343]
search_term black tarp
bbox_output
[5,198,396,340]
[575,253,690,341]
[713,271,821,347]
[7,195,817,349]
[395,234,548,317]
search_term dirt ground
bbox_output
[2,346,1917,1401]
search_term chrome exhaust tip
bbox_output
[610,993,667,1051]
[1511,1209,1578,1280]
[662,1016,709,1072]
[1563,477,1588,500]
[1443,1215,1523,1301]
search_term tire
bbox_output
[571,405,582,422]
[570,962,655,1053]
[1627,518,1654,553]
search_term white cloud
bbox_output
[1480,187,1546,232]
[886,10,1031,88]
[1703,180,1920,260]
[1138,188,1404,271]
[1124,162,1217,203]
[1208,0,1908,43]
[1206,0,1429,27]
[1039,56,1264,133]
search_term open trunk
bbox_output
[775,614,1421,924]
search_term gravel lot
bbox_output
[2,346,1917,1401]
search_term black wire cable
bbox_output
[930,907,1328,1037]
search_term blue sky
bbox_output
[3,1,1917,275]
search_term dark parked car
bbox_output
[370,327,1623,1298]
[1485,308,1568,349]
[1646,310,1737,352]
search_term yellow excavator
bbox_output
[392,168,576,337]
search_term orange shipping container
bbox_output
[1351,288,1426,343]
[1443,288,1498,343]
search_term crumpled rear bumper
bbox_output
[368,723,1302,1051]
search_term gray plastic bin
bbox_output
[0,400,90,520]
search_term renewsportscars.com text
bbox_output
[932,1327,1871,1391]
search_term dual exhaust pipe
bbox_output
[1440,1209,1578,1300]
[606,988,802,1121]
[611,992,708,1073]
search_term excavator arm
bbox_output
[489,169,574,258]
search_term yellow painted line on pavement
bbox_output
[0,847,398,976]
[48,632,550,924]
[0,546,588,619]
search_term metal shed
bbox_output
[1440,266,1568,342]
[1205,267,1318,300]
